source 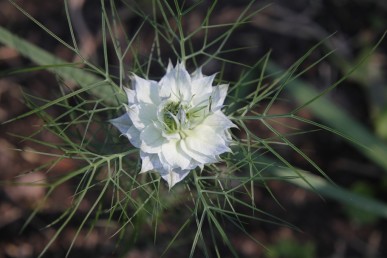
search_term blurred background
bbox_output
[0,0,386,257]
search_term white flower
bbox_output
[111,62,236,188]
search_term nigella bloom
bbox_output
[111,62,236,188]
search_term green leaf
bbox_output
[267,59,387,172]
[0,26,125,107]
[269,165,387,219]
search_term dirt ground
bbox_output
[1,0,387,257]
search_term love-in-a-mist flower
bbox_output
[111,62,236,188]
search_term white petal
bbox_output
[125,125,141,148]
[191,67,203,80]
[191,74,215,107]
[166,60,174,72]
[124,87,136,104]
[180,139,218,164]
[128,103,157,130]
[160,139,192,169]
[185,125,231,157]
[159,63,192,102]
[211,84,229,111]
[110,114,142,147]
[132,75,160,104]
[140,123,165,153]
[202,111,236,130]
[226,129,233,142]
[160,168,191,188]
[140,152,163,173]
[110,113,132,135]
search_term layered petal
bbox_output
[132,75,161,105]
[124,87,136,104]
[110,113,141,147]
[159,168,191,189]
[160,139,192,169]
[185,124,231,157]
[180,139,219,164]
[140,152,163,173]
[191,73,215,107]
[202,110,236,130]
[140,123,165,153]
[125,125,141,148]
[211,84,229,111]
[110,113,132,135]
[128,103,157,130]
[159,63,192,102]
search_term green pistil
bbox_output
[163,102,181,133]
[162,101,208,133]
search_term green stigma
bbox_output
[162,102,181,132]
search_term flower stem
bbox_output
[174,0,186,62]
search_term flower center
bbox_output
[161,100,209,135]
[162,101,183,133]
